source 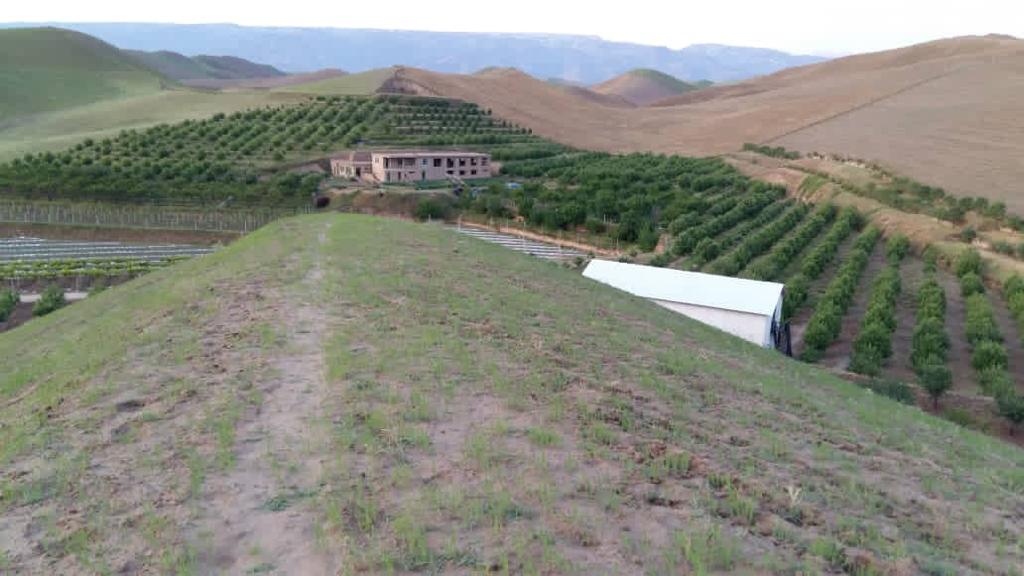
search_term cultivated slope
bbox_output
[593,68,706,106]
[1,214,1020,573]
[378,35,1024,213]
[0,27,166,118]
[126,49,285,81]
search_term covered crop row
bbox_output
[800,226,881,361]
[0,257,187,280]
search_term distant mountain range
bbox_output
[0,22,827,84]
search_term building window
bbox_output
[459,170,465,176]
[459,159,466,167]
[447,158,454,168]
[433,158,442,167]
[470,158,478,166]
[422,158,428,166]
[470,170,477,175]
[481,158,489,165]
[446,170,454,175]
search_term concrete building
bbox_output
[582,259,785,349]
[372,151,491,183]
[329,151,372,179]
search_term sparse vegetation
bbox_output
[742,142,801,159]
[31,284,66,317]
[0,289,17,322]
[0,215,1021,574]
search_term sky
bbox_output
[5,0,1023,55]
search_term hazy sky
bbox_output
[6,0,1023,55]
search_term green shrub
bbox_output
[959,272,985,297]
[413,197,450,221]
[978,368,1012,397]
[885,234,910,262]
[971,340,1008,372]
[919,363,952,409]
[848,343,883,376]
[860,378,916,405]
[955,249,983,277]
[964,293,1002,345]
[995,389,1024,435]
[0,289,18,322]
[32,285,66,317]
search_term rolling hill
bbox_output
[0,27,307,161]
[1,22,826,84]
[593,68,709,106]
[0,214,1021,573]
[125,49,285,81]
[355,35,1024,214]
[0,27,167,118]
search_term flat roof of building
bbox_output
[373,151,489,159]
[582,259,784,317]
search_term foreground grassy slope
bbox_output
[0,28,166,118]
[0,215,1021,573]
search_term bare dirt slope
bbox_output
[2,214,1022,574]
[380,35,1024,211]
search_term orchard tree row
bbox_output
[800,226,881,361]
[912,252,953,408]
[847,235,910,376]
[0,95,543,206]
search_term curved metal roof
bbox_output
[583,259,783,317]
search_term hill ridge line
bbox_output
[762,66,962,146]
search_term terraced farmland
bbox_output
[462,151,1024,438]
[0,236,212,285]
[0,95,545,206]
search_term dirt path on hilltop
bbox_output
[190,223,339,574]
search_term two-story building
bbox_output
[371,151,491,183]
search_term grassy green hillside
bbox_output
[628,68,704,92]
[0,90,308,162]
[274,66,396,95]
[0,214,1020,573]
[127,50,284,81]
[0,27,167,118]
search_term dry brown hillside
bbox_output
[382,35,1024,212]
